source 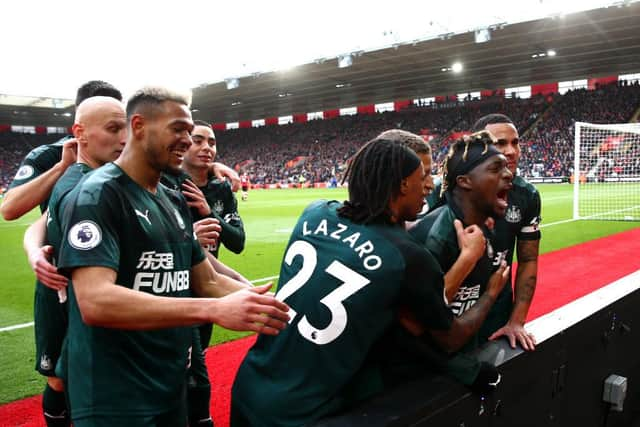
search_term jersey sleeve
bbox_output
[8,146,61,189]
[518,188,541,241]
[57,183,121,275]
[400,243,453,331]
[215,184,245,254]
[191,229,206,266]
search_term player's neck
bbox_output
[115,151,161,194]
[453,192,487,227]
[76,150,101,170]
[182,164,208,186]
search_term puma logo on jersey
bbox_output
[135,209,151,225]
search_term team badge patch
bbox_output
[173,208,186,230]
[68,221,102,250]
[40,354,52,371]
[213,200,224,215]
[15,165,34,180]
[505,205,522,223]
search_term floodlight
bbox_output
[225,78,239,90]
[452,62,463,73]
[475,28,491,43]
[547,49,557,57]
[338,54,353,68]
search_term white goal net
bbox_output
[573,121,640,221]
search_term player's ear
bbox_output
[399,177,410,195]
[456,174,473,190]
[72,123,84,141]
[130,114,145,139]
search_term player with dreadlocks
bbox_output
[231,135,509,427]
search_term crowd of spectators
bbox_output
[1,81,639,192]
[520,81,640,178]
[0,132,60,192]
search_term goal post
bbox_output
[573,121,640,221]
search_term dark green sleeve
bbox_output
[57,184,121,275]
[518,188,542,241]
[401,242,453,331]
[8,144,63,189]
[191,229,206,266]
[214,185,245,254]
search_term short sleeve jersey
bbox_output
[162,171,245,257]
[410,199,497,350]
[479,175,541,339]
[46,163,93,262]
[56,163,205,419]
[492,175,541,284]
[232,200,452,427]
[8,137,69,212]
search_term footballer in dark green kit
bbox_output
[471,114,540,351]
[231,135,507,427]
[410,131,513,351]
[21,92,126,427]
[54,87,289,427]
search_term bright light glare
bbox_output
[452,62,463,73]
[547,49,557,57]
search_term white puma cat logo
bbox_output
[135,209,151,225]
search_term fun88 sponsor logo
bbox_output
[133,251,189,294]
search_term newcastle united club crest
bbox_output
[505,205,522,223]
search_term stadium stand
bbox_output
[1,81,639,192]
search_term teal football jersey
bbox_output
[57,163,205,419]
[8,137,69,212]
[232,200,452,427]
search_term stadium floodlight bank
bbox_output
[573,122,640,221]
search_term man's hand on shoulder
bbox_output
[211,162,240,192]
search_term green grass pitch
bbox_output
[1,184,638,404]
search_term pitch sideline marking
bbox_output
[0,214,633,332]
[0,275,283,332]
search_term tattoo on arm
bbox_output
[515,239,539,304]
[517,239,539,263]
[515,276,536,304]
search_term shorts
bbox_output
[188,326,210,389]
[34,282,68,376]
[241,186,248,192]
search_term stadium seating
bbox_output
[1,81,639,191]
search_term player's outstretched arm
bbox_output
[1,139,77,220]
[205,252,252,286]
[210,162,240,192]
[23,213,68,290]
[443,219,486,302]
[430,262,510,353]
[190,257,251,297]
[489,238,539,351]
[72,266,288,333]
[207,283,290,335]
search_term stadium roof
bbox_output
[192,3,640,123]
